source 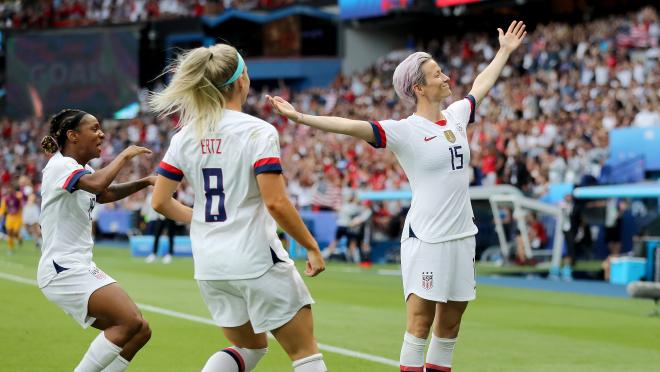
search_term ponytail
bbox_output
[149,44,244,139]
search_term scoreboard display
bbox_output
[6,28,139,119]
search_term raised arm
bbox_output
[266,95,375,143]
[469,20,527,105]
[77,145,152,195]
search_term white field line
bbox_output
[0,271,399,368]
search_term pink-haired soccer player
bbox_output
[269,21,527,372]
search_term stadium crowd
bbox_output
[1,6,659,244]
[0,0,296,28]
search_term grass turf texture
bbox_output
[1,241,658,371]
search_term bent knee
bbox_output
[138,319,152,341]
[120,315,146,337]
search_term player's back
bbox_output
[158,109,289,281]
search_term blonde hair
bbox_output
[149,44,243,138]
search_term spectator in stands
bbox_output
[514,211,548,265]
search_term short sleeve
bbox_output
[156,132,184,182]
[251,125,283,175]
[446,95,476,126]
[53,156,92,193]
[368,119,407,151]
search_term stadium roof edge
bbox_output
[202,6,338,28]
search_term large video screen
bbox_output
[6,27,139,119]
[340,0,414,20]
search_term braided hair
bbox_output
[41,109,88,154]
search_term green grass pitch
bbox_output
[1,241,659,371]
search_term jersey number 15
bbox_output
[202,168,227,222]
[449,145,464,170]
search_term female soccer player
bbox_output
[269,21,527,372]
[149,43,328,372]
[39,109,155,372]
[0,182,23,254]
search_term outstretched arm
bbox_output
[96,176,155,204]
[77,145,152,195]
[469,20,527,104]
[266,95,375,143]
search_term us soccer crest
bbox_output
[444,130,456,143]
[89,267,107,280]
[422,272,433,290]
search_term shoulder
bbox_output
[46,153,80,171]
[170,126,189,142]
[378,117,409,126]
[165,126,191,150]
[246,112,275,131]
[445,97,470,113]
[247,116,278,138]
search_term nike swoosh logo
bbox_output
[424,136,437,142]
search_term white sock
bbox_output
[425,334,456,371]
[201,346,268,372]
[102,356,129,372]
[399,332,426,370]
[292,353,327,372]
[74,333,122,372]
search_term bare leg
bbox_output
[222,322,268,349]
[271,306,319,361]
[433,301,468,339]
[88,283,151,360]
[406,294,436,338]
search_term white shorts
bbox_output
[401,236,476,303]
[198,262,314,334]
[22,205,40,225]
[41,265,116,329]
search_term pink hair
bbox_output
[393,52,432,105]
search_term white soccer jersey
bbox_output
[156,109,291,280]
[37,152,97,288]
[370,96,478,243]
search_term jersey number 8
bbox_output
[202,168,227,222]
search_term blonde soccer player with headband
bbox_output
[269,21,527,372]
[149,44,328,372]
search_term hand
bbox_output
[266,95,300,122]
[146,175,157,186]
[120,145,152,160]
[498,20,527,54]
[304,248,326,277]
